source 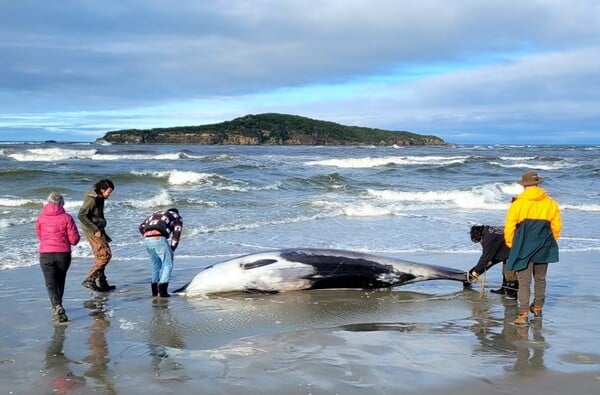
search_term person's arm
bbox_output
[78,197,100,235]
[67,215,80,246]
[469,231,501,275]
[138,218,147,235]
[170,217,183,251]
[35,217,42,241]
[550,199,562,241]
[504,202,519,248]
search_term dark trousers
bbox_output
[40,252,72,307]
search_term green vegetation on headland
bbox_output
[98,113,445,145]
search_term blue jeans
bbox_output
[144,236,174,283]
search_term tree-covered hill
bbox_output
[98,113,445,145]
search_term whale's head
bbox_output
[178,251,315,296]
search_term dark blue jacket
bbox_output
[506,219,559,272]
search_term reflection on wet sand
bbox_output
[148,299,189,382]
[44,325,86,395]
[512,318,546,375]
[183,289,466,338]
[83,296,117,394]
[468,294,547,375]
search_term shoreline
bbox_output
[1,251,600,394]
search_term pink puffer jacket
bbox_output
[36,203,81,253]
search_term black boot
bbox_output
[82,278,102,292]
[96,270,116,292]
[158,282,170,298]
[96,276,116,292]
[490,276,507,294]
[505,281,519,299]
[151,282,158,297]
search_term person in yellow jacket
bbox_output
[504,171,562,326]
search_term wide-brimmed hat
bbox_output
[518,171,543,186]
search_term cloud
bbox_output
[0,0,598,143]
[336,47,600,143]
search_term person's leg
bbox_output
[516,262,533,313]
[95,234,113,290]
[504,267,518,283]
[531,263,548,316]
[49,252,71,322]
[158,242,174,284]
[144,238,163,283]
[514,262,533,325]
[151,238,173,297]
[40,253,60,308]
[504,263,519,299]
[145,237,172,297]
[55,253,71,305]
[96,268,116,291]
[84,234,112,289]
[490,263,507,294]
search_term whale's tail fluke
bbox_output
[386,261,468,286]
[424,265,468,282]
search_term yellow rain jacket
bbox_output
[504,186,562,248]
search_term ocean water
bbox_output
[1,142,598,271]
[1,142,600,394]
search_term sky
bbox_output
[1,1,599,145]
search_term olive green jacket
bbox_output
[77,189,107,237]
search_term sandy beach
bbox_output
[1,251,599,395]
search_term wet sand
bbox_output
[1,251,599,394]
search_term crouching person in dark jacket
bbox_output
[465,225,518,298]
[139,208,183,297]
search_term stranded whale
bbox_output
[175,248,467,297]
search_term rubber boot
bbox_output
[82,278,102,292]
[505,281,519,299]
[151,282,159,297]
[158,282,170,298]
[96,270,116,292]
[490,277,507,294]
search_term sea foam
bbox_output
[366,183,514,211]
[305,155,468,168]
[5,147,98,161]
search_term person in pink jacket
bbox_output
[36,192,80,322]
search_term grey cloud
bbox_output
[267,48,600,144]
[0,0,598,142]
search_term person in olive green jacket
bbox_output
[504,171,561,326]
[78,179,115,292]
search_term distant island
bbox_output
[97,113,445,146]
